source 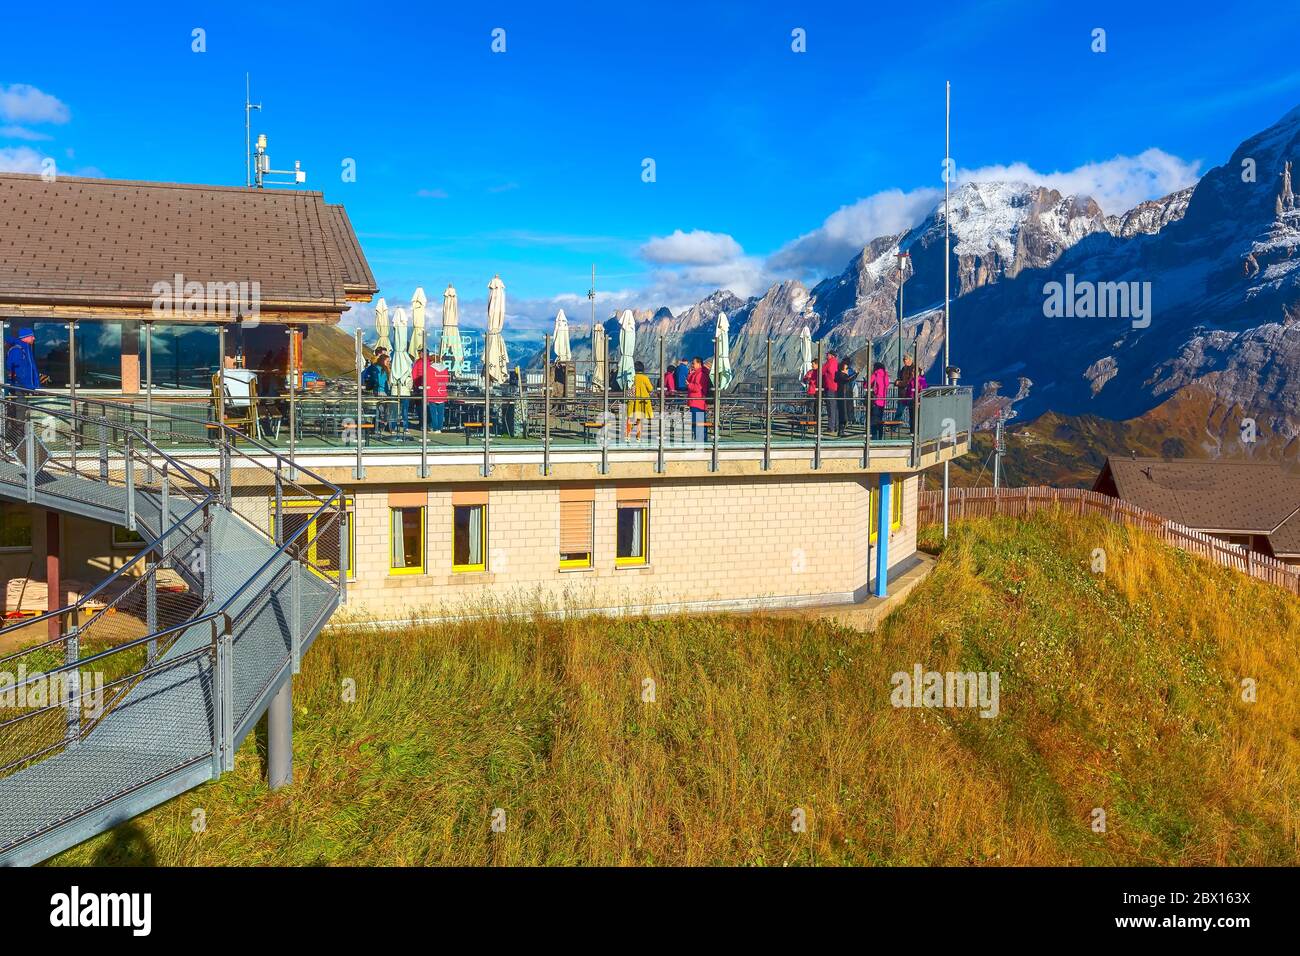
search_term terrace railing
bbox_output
[0,387,346,865]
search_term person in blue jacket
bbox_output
[4,328,42,393]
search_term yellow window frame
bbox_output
[869,484,903,544]
[615,502,649,567]
[390,505,426,575]
[271,497,355,580]
[452,503,487,573]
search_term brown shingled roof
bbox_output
[1094,457,1300,534]
[0,172,378,322]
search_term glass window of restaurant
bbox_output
[22,321,221,391]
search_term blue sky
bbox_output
[4,0,1300,336]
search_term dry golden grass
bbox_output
[50,511,1300,866]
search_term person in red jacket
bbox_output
[821,351,840,434]
[411,348,451,432]
[801,358,820,422]
[686,356,708,442]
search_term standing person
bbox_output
[673,356,690,393]
[4,328,41,394]
[686,356,708,442]
[662,359,677,395]
[801,357,820,422]
[835,355,858,437]
[868,362,890,440]
[897,354,917,432]
[626,360,654,442]
[370,349,394,433]
[821,350,840,434]
[411,348,450,433]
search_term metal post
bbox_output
[67,321,77,467]
[420,339,429,479]
[98,417,108,480]
[599,327,609,475]
[64,608,81,747]
[353,329,365,480]
[482,360,492,478]
[656,336,665,474]
[814,342,824,470]
[287,326,298,476]
[23,417,35,502]
[124,433,137,531]
[543,334,552,476]
[337,494,348,607]
[764,338,772,471]
[213,617,234,772]
[145,559,158,664]
[910,341,921,469]
[203,518,215,603]
[217,326,226,432]
[710,332,720,473]
[942,80,952,541]
[268,678,293,789]
[862,336,873,468]
[875,473,892,598]
[160,462,170,555]
[144,321,153,450]
[274,463,284,545]
[993,416,1003,491]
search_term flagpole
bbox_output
[943,80,952,541]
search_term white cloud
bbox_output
[641,229,745,266]
[958,148,1200,219]
[0,84,70,125]
[766,149,1201,278]
[767,188,941,276]
[416,187,448,199]
[0,125,51,141]
[0,146,48,173]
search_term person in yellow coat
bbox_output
[625,360,654,442]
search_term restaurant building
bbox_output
[1,172,972,623]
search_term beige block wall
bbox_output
[324,472,919,620]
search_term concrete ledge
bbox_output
[764,552,935,632]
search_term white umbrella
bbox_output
[617,309,636,390]
[591,325,606,391]
[714,312,732,390]
[440,284,464,376]
[390,307,412,397]
[409,287,427,359]
[553,309,572,362]
[484,274,509,385]
[799,326,813,376]
[375,298,391,354]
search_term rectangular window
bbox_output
[560,499,594,568]
[275,498,354,579]
[869,482,904,543]
[616,500,649,566]
[453,504,486,572]
[147,324,221,391]
[0,503,33,552]
[390,506,426,574]
[111,525,146,550]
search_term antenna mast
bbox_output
[245,74,262,188]
[943,80,952,539]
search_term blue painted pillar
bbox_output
[874,473,891,598]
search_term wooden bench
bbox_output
[463,421,485,444]
[581,421,603,443]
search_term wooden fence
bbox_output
[918,485,1300,596]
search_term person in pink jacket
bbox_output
[868,362,890,440]
[686,356,708,441]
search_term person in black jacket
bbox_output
[835,356,858,436]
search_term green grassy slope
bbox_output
[51,513,1299,866]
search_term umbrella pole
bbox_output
[814,341,823,471]
[656,336,665,474]
[287,326,298,478]
[420,346,428,479]
[543,334,552,477]
[711,331,719,472]
[862,336,873,468]
[764,338,772,471]
[600,331,609,476]
[354,329,364,480]
[482,358,491,477]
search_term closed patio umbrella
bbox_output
[374,298,391,355]
[409,287,427,359]
[440,284,464,376]
[799,325,813,376]
[553,309,572,362]
[591,325,607,391]
[484,274,509,385]
[617,309,636,390]
[714,311,732,390]
[390,307,412,397]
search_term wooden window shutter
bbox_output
[559,500,593,554]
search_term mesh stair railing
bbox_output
[0,389,346,866]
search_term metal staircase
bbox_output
[0,391,346,866]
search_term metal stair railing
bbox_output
[0,388,346,865]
